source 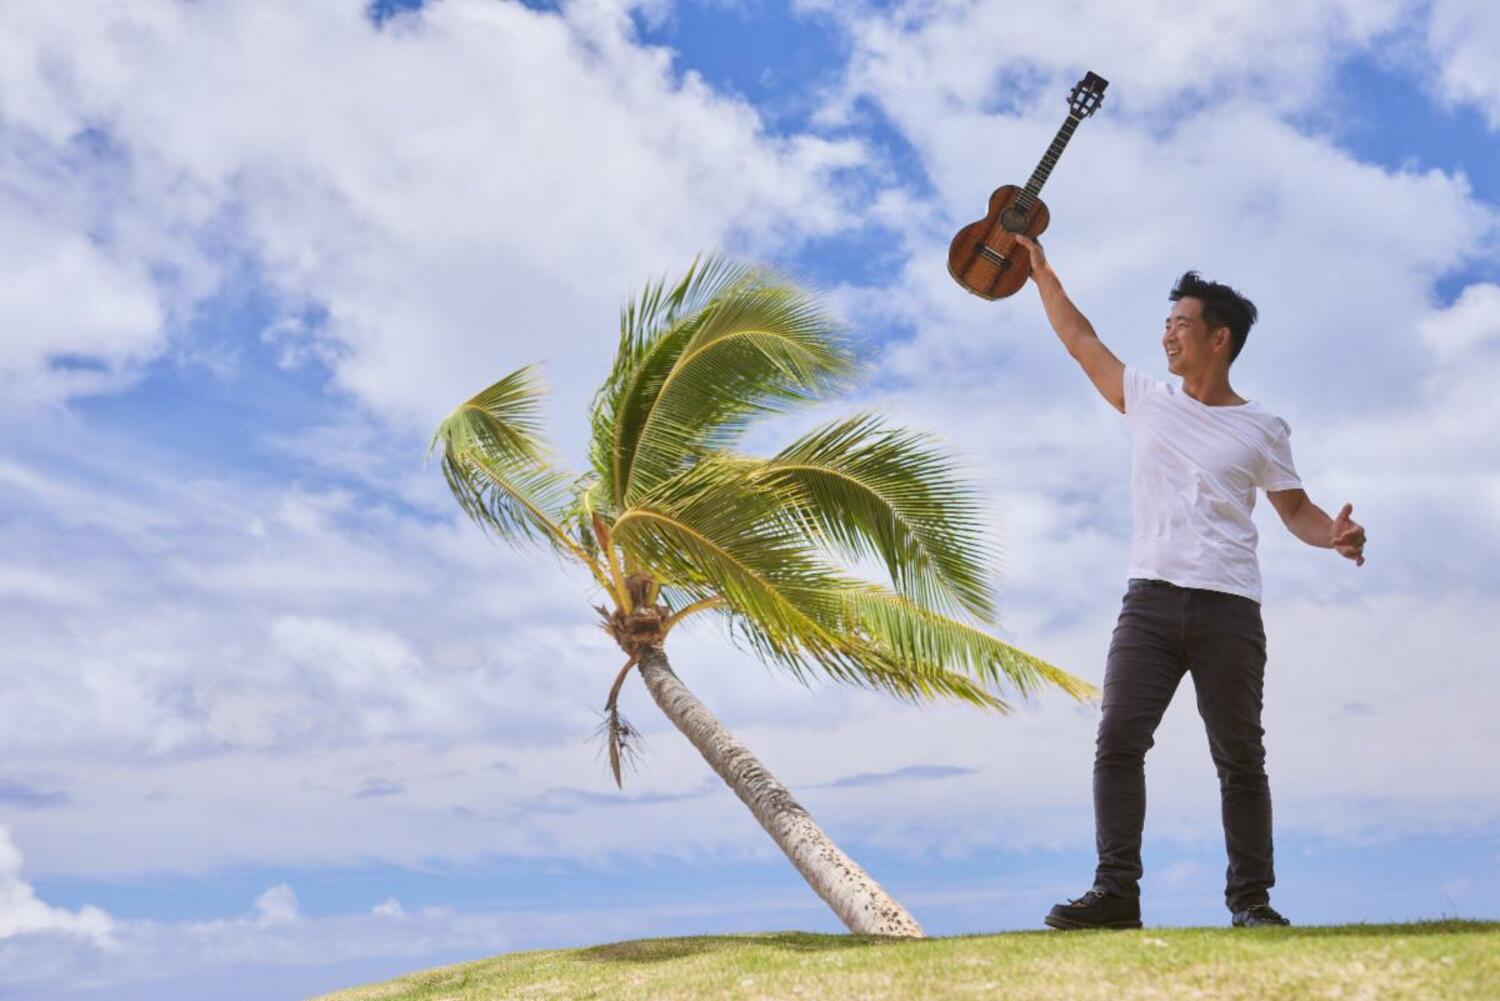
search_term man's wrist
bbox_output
[1292,502,1334,547]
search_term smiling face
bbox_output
[1163,296,1231,377]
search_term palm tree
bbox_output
[429,255,1098,937]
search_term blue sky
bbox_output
[1,1,1498,998]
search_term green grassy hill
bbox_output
[311,920,1497,1000]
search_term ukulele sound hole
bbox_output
[1000,207,1029,233]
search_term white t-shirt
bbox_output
[1123,365,1302,604]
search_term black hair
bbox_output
[1169,271,1258,365]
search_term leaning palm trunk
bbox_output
[635,644,924,937]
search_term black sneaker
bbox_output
[1231,903,1291,927]
[1044,888,1142,930]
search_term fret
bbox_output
[1024,114,1080,195]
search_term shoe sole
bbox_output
[1044,913,1142,931]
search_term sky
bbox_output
[1,0,1498,997]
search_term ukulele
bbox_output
[948,71,1108,300]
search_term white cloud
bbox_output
[0,435,615,764]
[1418,281,1500,366]
[254,884,300,928]
[0,207,165,415]
[1426,0,1500,127]
[0,825,114,947]
[1361,280,1500,478]
[0,876,843,1000]
[815,0,1415,126]
[0,0,868,431]
[372,897,404,917]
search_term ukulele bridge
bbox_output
[976,244,1008,268]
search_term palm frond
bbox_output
[751,411,1001,624]
[611,451,1094,709]
[827,583,1098,704]
[834,647,1014,711]
[559,473,610,561]
[716,597,1012,711]
[429,364,578,558]
[623,276,864,505]
[587,255,755,509]
[609,454,882,688]
[587,254,865,510]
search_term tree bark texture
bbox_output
[635,645,925,938]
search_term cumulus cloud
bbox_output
[254,884,300,928]
[0,825,114,947]
[814,0,1415,124]
[0,0,868,431]
[0,876,842,1001]
[0,201,163,407]
[1418,281,1500,367]
[0,438,614,767]
[1425,0,1500,127]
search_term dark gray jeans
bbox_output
[1093,577,1274,912]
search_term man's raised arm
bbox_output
[1014,235,1125,414]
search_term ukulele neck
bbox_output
[1019,115,1080,207]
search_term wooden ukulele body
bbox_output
[947,185,1050,300]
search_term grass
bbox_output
[309,919,1498,1000]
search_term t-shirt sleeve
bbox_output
[1257,417,1303,492]
[1122,365,1157,417]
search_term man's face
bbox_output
[1163,297,1227,376]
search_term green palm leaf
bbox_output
[429,363,576,558]
[588,255,752,511]
[827,583,1098,704]
[611,453,883,686]
[716,591,1014,711]
[750,412,1000,624]
[610,454,1095,709]
[588,254,864,511]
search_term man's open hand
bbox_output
[1332,502,1366,566]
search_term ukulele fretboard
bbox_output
[1017,115,1080,211]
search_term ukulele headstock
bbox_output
[1068,71,1108,118]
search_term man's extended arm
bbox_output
[1271,491,1367,566]
[1013,235,1125,413]
[1014,234,1096,354]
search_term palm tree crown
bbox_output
[431,254,1097,786]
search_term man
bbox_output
[1011,234,1367,930]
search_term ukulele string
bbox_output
[977,244,1008,267]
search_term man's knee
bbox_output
[1208,730,1267,780]
[1096,712,1157,761]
